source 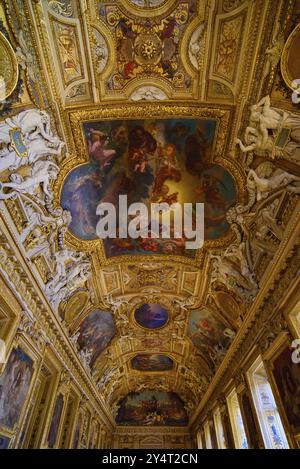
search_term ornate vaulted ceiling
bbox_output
[1,0,300,428]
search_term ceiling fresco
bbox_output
[98,1,196,93]
[61,117,236,257]
[188,307,235,370]
[115,390,188,426]
[134,303,169,329]
[77,310,116,367]
[131,354,174,372]
[1,0,299,431]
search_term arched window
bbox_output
[204,420,212,449]
[247,355,289,449]
[226,389,248,449]
[196,429,202,449]
[213,407,226,449]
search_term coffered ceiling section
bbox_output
[32,0,261,106]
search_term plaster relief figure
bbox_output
[0,160,59,200]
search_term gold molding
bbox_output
[281,22,300,91]
[53,102,245,268]
[0,30,19,99]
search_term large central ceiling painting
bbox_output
[61,118,236,257]
[116,390,188,426]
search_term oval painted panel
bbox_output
[134,303,169,329]
[77,310,116,366]
[131,354,173,371]
[281,23,300,89]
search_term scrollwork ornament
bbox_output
[48,0,73,17]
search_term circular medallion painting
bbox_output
[63,290,90,324]
[134,303,169,329]
[281,23,300,90]
[0,31,19,100]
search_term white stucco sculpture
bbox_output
[45,250,86,296]
[45,260,91,309]
[0,160,59,200]
[20,205,71,243]
[130,86,167,101]
[236,95,300,160]
[0,108,64,173]
[247,168,300,201]
[104,293,129,313]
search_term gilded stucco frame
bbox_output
[281,23,300,91]
[54,102,245,268]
